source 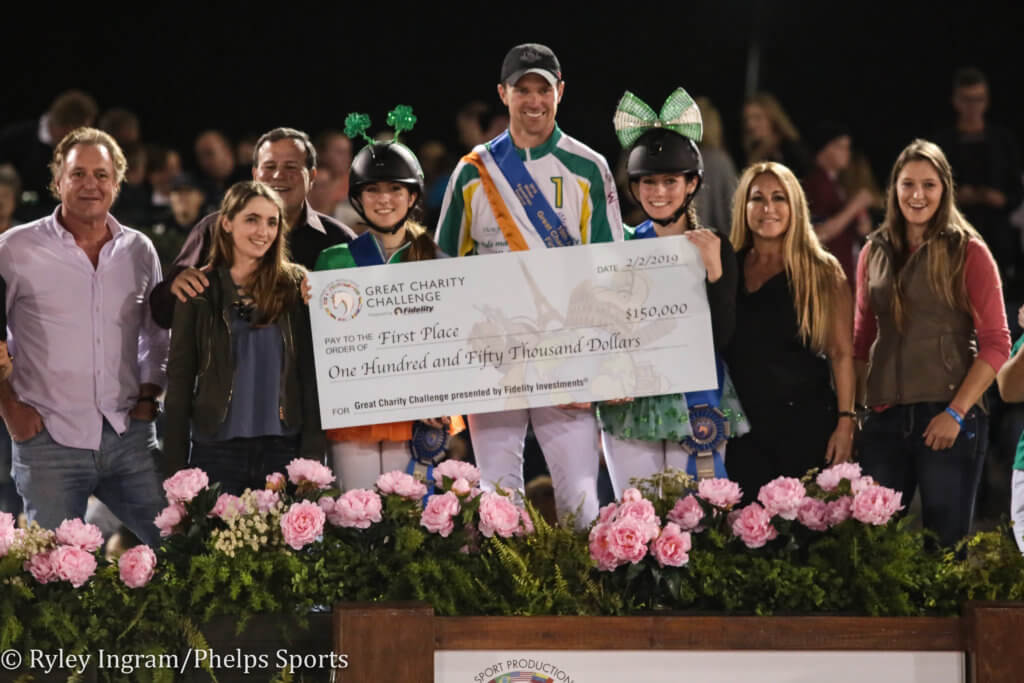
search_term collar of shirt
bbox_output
[44,206,125,246]
[301,201,327,235]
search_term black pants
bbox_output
[189,435,302,495]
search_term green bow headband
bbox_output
[613,88,703,149]
[343,105,418,145]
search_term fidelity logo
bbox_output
[321,280,362,321]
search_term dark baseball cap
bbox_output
[500,43,562,87]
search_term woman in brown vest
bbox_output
[725,162,856,504]
[853,139,1010,548]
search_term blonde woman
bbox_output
[742,93,810,178]
[854,139,1010,548]
[725,162,855,502]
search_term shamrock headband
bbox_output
[343,105,418,146]
[613,88,703,149]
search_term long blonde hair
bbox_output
[730,162,845,353]
[207,181,303,325]
[742,93,801,164]
[876,139,980,326]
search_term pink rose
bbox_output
[162,468,209,503]
[667,495,705,532]
[616,499,660,542]
[608,518,649,564]
[757,477,806,520]
[597,502,618,524]
[478,492,522,538]
[54,518,104,553]
[851,485,904,526]
[432,460,481,486]
[154,502,186,538]
[588,523,621,571]
[285,458,334,490]
[826,497,853,526]
[621,488,643,503]
[518,508,535,536]
[210,493,247,520]
[252,489,280,514]
[118,545,157,588]
[280,501,326,550]
[797,497,830,532]
[651,522,692,568]
[697,478,743,508]
[51,545,97,587]
[731,503,778,549]
[421,492,461,537]
[25,550,56,584]
[815,463,863,491]
[451,478,473,496]
[1,511,18,557]
[265,472,286,491]
[376,471,428,499]
[851,475,876,495]
[328,489,383,529]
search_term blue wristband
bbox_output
[944,406,964,427]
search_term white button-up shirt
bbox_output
[0,208,169,450]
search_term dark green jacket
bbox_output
[163,266,325,471]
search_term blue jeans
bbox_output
[857,402,988,548]
[189,435,302,496]
[11,419,164,546]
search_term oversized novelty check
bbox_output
[307,236,716,428]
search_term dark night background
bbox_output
[3,3,1023,183]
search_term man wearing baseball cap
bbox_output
[435,43,624,528]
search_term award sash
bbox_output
[348,232,387,267]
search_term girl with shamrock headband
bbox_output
[598,88,748,498]
[314,107,464,491]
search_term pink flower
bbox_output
[50,545,97,587]
[588,523,621,571]
[252,489,280,514]
[451,478,473,496]
[265,472,286,491]
[651,522,692,568]
[210,493,247,520]
[815,463,863,491]
[328,489,383,529]
[621,488,643,503]
[731,503,778,548]
[608,518,649,564]
[376,471,428,499]
[757,477,806,520]
[280,501,326,550]
[421,492,460,537]
[616,499,660,542]
[1,512,18,557]
[154,502,186,538]
[851,485,904,526]
[25,550,56,584]
[797,497,830,532]
[118,545,157,588]
[597,502,618,524]
[667,495,705,532]
[826,497,853,526]
[478,492,522,538]
[54,518,104,553]
[851,475,876,495]
[518,508,535,536]
[162,468,209,503]
[697,478,743,508]
[285,458,334,490]
[432,460,481,486]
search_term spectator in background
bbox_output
[803,122,874,289]
[314,130,358,228]
[194,130,243,206]
[0,90,99,221]
[149,127,356,329]
[935,68,1023,281]
[742,92,810,179]
[0,127,167,545]
[693,96,738,232]
[855,139,1010,548]
[145,145,182,212]
[235,135,257,170]
[98,108,141,146]
[419,139,451,228]
[143,173,206,270]
[112,141,152,229]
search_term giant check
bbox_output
[307,236,716,429]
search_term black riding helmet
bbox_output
[349,141,425,233]
[626,128,704,226]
